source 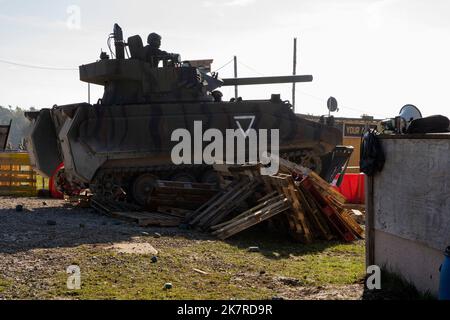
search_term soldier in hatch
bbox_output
[145,33,179,67]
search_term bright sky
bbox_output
[1,0,449,118]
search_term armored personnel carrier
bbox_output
[26,24,351,205]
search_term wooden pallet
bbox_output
[148,180,219,210]
[204,159,364,243]
[186,176,261,230]
[0,152,38,196]
[300,177,356,242]
[297,186,334,241]
[277,157,348,204]
[91,198,182,227]
[211,195,291,240]
[87,159,364,242]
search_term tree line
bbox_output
[0,105,34,150]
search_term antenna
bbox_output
[234,56,238,99]
[292,38,298,112]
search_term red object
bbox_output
[49,163,64,199]
[301,177,356,242]
[333,174,365,204]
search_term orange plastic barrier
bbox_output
[334,174,365,204]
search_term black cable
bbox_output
[0,58,77,71]
[297,90,386,118]
[232,58,384,117]
[237,59,265,76]
[212,58,234,73]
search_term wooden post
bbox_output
[233,56,238,99]
[292,38,298,112]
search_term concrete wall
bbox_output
[367,135,450,296]
[374,230,442,294]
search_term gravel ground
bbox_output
[0,197,364,300]
[0,197,194,299]
[0,197,185,254]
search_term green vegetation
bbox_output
[363,269,436,300]
[38,235,365,300]
[0,105,31,149]
[0,276,11,294]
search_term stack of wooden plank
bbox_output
[89,180,220,227]
[91,197,184,227]
[64,194,91,208]
[187,159,364,243]
[185,175,262,230]
[211,193,291,239]
[264,173,363,243]
[147,180,218,211]
[0,152,38,197]
[87,159,364,243]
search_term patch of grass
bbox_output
[40,234,365,300]
[46,246,271,300]
[0,276,11,294]
[176,239,365,286]
[363,269,436,300]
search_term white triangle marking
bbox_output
[234,115,256,138]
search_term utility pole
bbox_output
[292,38,298,112]
[234,56,238,99]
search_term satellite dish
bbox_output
[327,97,338,113]
[399,104,422,123]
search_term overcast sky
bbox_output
[1,0,450,118]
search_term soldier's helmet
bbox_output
[147,33,162,46]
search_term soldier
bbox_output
[144,33,179,67]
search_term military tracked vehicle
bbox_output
[26,24,352,205]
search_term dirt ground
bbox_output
[0,197,365,300]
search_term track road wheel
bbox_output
[170,172,197,183]
[201,170,220,186]
[132,174,158,206]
